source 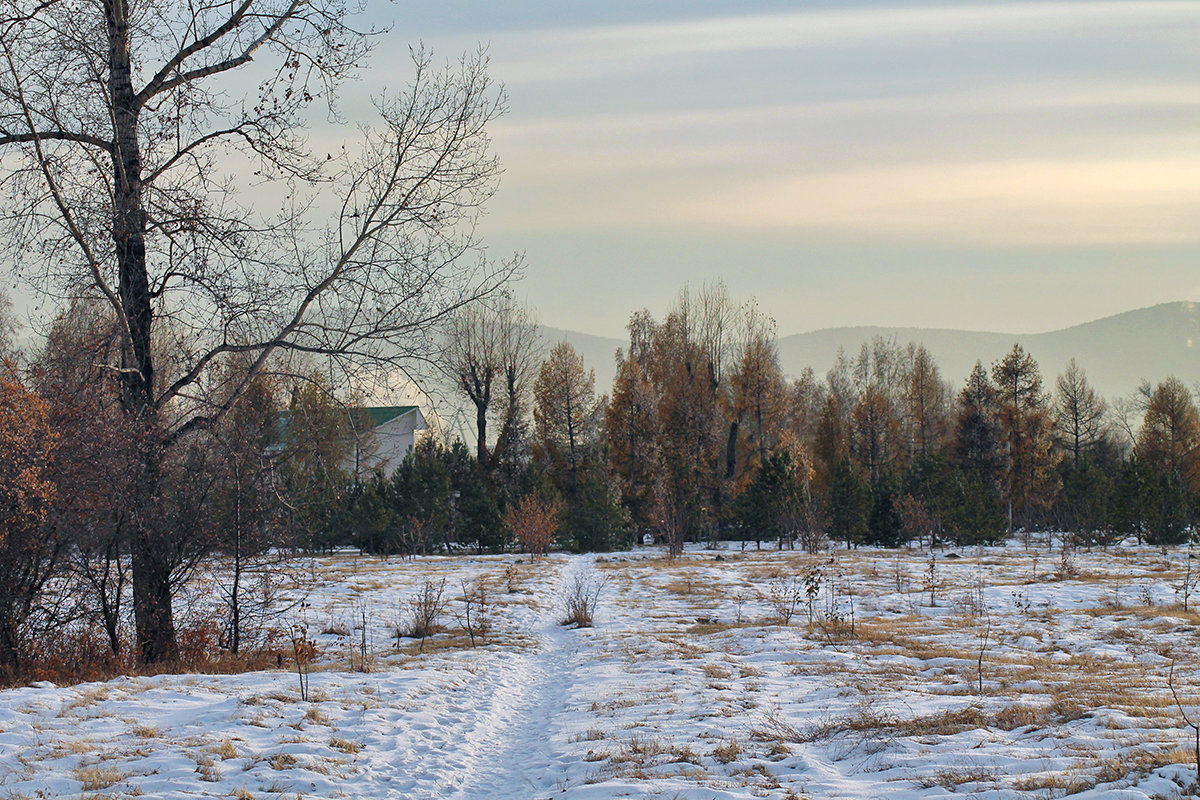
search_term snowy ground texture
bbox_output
[4,542,1200,799]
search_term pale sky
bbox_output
[11,2,1197,343]
[349,1,1200,338]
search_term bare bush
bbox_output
[561,573,606,628]
[506,495,561,559]
[761,576,803,625]
[407,578,448,651]
[457,578,492,648]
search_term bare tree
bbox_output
[1054,359,1108,467]
[0,290,16,357]
[34,299,134,655]
[0,2,516,662]
[444,293,539,472]
[731,303,786,476]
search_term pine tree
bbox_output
[829,456,869,548]
[867,472,904,547]
[1136,377,1200,492]
[954,362,1005,481]
[948,471,1007,547]
[735,451,801,548]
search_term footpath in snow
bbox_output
[1,545,1199,799]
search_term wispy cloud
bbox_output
[669,158,1200,245]
[482,151,1200,247]
[480,2,1198,83]
[490,81,1200,140]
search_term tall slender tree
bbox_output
[1054,359,1108,467]
[533,341,599,491]
[1136,377,1200,493]
[992,345,1060,526]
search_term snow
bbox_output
[3,543,1200,798]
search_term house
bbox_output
[346,406,429,479]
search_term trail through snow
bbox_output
[376,554,598,799]
[5,545,1199,799]
[437,554,593,799]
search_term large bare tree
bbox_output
[0,1,515,662]
[444,293,539,472]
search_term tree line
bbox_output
[2,281,1197,679]
[338,283,1200,562]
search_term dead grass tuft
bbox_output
[72,765,126,791]
[329,737,362,754]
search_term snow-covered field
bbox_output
[4,542,1200,799]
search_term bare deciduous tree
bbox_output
[1054,359,1108,467]
[0,1,516,662]
[444,293,539,472]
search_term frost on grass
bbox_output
[3,545,1200,799]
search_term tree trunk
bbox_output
[99,534,124,655]
[725,420,738,480]
[0,615,20,680]
[107,0,176,664]
[474,400,488,466]
[130,437,178,663]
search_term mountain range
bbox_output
[540,301,1200,402]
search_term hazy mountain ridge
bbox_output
[541,302,1200,401]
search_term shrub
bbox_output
[405,578,447,649]
[561,573,605,628]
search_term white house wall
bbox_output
[347,409,428,479]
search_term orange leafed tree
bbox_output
[505,495,561,560]
[0,361,59,673]
[0,363,58,543]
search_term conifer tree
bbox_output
[829,456,869,548]
[533,342,599,491]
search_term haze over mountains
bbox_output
[541,302,1200,402]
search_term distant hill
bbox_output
[541,302,1200,401]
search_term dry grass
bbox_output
[568,728,608,743]
[711,738,745,763]
[915,766,998,789]
[208,738,239,760]
[329,737,362,754]
[267,752,297,770]
[72,765,126,791]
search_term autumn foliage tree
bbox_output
[992,345,1060,527]
[1136,377,1200,491]
[0,361,59,674]
[33,300,137,656]
[534,341,600,491]
[506,494,561,559]
[607,311,661,533]
[1134,377,1200,545]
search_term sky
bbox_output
[338,0,1200,339]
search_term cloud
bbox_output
[479,2,1199,83]
[668,158,1200,245]
[489,80,1200,144]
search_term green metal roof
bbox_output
[365,405,420,427]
